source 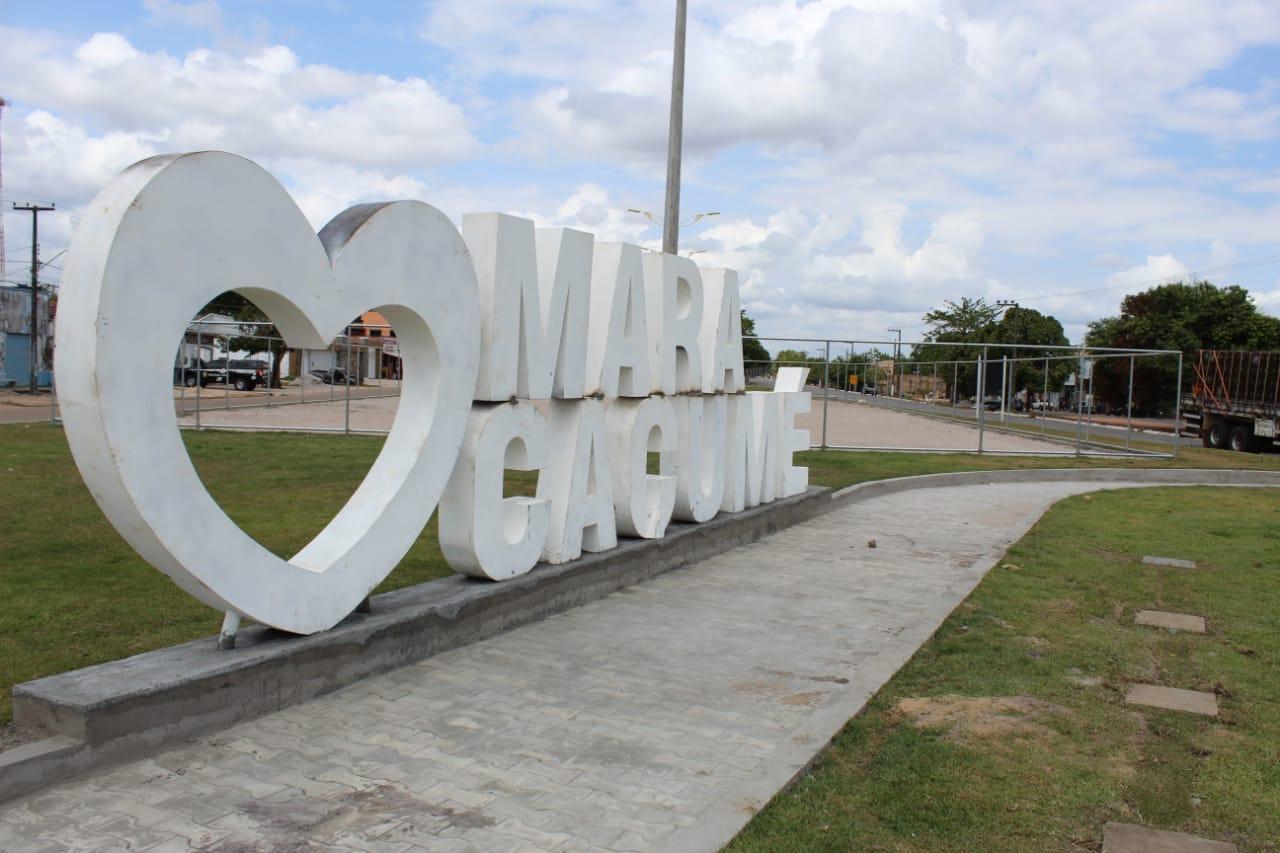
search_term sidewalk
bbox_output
[0,480,1152,852]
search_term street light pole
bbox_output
[662,0,688,256]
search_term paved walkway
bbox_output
[0,480,1152,852]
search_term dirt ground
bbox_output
[177,392,1073,453]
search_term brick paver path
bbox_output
[0,481,1149,852]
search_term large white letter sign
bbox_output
[722,392,779,511]
[463,213,592,400]
[607,397,678,539]
[672,395,727,523]
[644,253,703,394]
[440,402,550,580]
[540,399,618,563]
[588,243,652,397]
[55,152,480,634]
[774,367,812,498]
[701,269,746,393]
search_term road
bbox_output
[816,388,1188,449]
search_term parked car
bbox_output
[174,359,264,391]
[309,368,354,385]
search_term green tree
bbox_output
[199,292,288,388]
[1085,281,1280,414]
[922,297,1000,339]
[772,348,813,371]
[912,298,1069,402]
[740,309,771,370]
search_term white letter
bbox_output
[700,268,746,393]
[672,395,726,522]
[607,397,677,538]
[440,403,550,581]
[463,213,591,400]
[773,366,811,497]
[777,392,811,497]
[540,399,617,563]
[588,243,651,397]
[643,252,703,394]
[722,392,778,510]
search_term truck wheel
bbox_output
[234,377,250,391]
[1206,420,1229,449]
[1228,425,1253,453]
[183,375,197,388]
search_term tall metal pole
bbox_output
[14,203,54,391]
[662,0,688,256]
[0,98,7,283]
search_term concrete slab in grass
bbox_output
[1103,822,1237,852]
[1143,555,1199,569]
[1125,684,1218,716]
[1135,610,1207,633]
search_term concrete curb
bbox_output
[3,466,1278,804]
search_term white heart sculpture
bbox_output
[55,152,480,634]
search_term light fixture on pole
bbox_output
[626,208,720,229]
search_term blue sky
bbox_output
[2,0,1279,345]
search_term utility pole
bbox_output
[14,202,54,392]
[662,0,688,256]
[0,97,7,282]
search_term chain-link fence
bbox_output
[751,337,1183,458]
[47,327,1183,458]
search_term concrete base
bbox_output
[1103,822,1237,852]
[4,486,833,803]
[4,466,1277,804]
[1125,684,1219,716]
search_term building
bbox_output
[0,285,54,388]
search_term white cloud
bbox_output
[0,28,476,212]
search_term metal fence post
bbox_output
[195,326,203,431]
[1042,356,1049,437]
[1000,354,1008,424]
[344,329,352,436]
[1125,354,1135,450]
[1075,349,1085,457]
[977,348,987,454]
[821,340,831,450]
[952,361,959,419]
[1173,351,1183,460]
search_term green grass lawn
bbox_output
[0,421,1275,729]
[730,486,1280,852]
